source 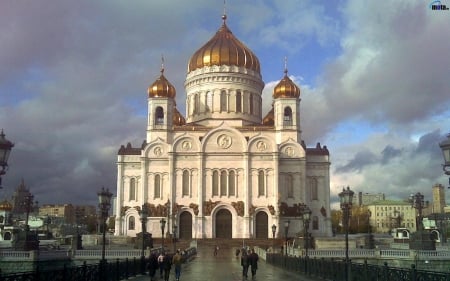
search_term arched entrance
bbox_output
[255,211,268,238]
[215,209,232,238]
[179,211,193,239]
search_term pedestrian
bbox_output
[213,245,219,256]
[157,251,165,278]
[162,252,172,281]
[146,252,158,281]
[172,249,183,281]
[240,248,249,278]
[248,248,259,278]
[235,248,240,258]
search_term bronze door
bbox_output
[215,209,232,238]
[179,211,192,239]
[255,211,268,238]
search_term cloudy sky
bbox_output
[1,0,449,209]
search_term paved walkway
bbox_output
[127,246,324,281]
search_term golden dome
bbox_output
[262,106,274,125]
[0,200,12,211]
[173,107,186,126]
[188,15,260,73]
[273,69,300,99]
[148,69,176,98]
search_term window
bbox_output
[206,91,212,112]
[182,170,190,196]
[128,216,135,230]
[194,94,200,114]
[313,216,319,230]
[287,175,293,198]
[212,171,219,196]
[258,170,265,196]
[155,107,164,125]
[154,175,161,198]
[220,170,227,196]
[283,107,292,125]
[129,178,136,201]
[220,90,227,112]
[229,171,236,196]
[236,91,242,112]
[249,94,254,114]
[310,178,318,200]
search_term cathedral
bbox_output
[114,14,332,240]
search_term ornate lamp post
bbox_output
[284,220,290,256]
[160,218,166,250]
[302,205,312,258]
[97,187,112,281]
[410,192,426,231]
[139,204,149,274]
[271,224,276,250]
[0,129,14,189]
[439,133,450,177]
[339,186,354,281]
[173,222,178,253]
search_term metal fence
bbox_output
[266,253,450,281]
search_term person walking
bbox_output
[146,252,158,281]
[248,248,259,279]
[157,252,165,278]
[240,248,249,279]
[162,252,172,281]
[213,245,219,256]
[172,250,183,281]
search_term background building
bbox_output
[367,200,416,234]
[115,15,332,239]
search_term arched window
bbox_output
[236,91,242,113]
[310,178,318,200]
[154,175,161,198]
[229,171,236,196]
[129,178,136,201]
[194,93,200,114]
[258,170,265,196]
[155,107,164,125]
[220,170,227,196]
[206,91,212,112]
[212,171,219,196]
[182,170,190,196]
[128,216,135,230]
[283,107,292,125]
[313,216,319,230]
[220,90,227,112]
[249,94,254,114]
[287,174,293,198]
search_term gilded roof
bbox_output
[262,106,274,126]
[273,70,300,99]
[188,15,260,73]
[173,107,186,126]
[0,200,12,211]
[148,69,176,98]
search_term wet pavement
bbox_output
[127,246,324,281]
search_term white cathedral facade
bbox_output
[114,15,332,240]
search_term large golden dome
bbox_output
[273,69,300,99]
[148,69,176,98]
[188,15,260,73]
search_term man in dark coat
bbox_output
[162,252,172,281]
[248,249,259,278]
[240,249,249,278]
[147,253,158,281]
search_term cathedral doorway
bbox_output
[179,211,193,239]
[215,209,232,238]
[255,211,268,238]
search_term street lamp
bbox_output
[410,192,427,231]
[284,220,290,256]
[97,186,112,281]
[173,221,178,253]
[160,218,166,250]
[139,204,149,274]
[302,205,312,258]
[439,133,450,176]
[339,186,354,281]
[0,129,14,189]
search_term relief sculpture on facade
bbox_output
[121,206,130,216]
[268,205,275,215]
[231,201,245,217]
[189,203,199,215]
[249,204,256,216]
[203,199,219,216]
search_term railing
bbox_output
[266,253,450,281]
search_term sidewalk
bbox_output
[127,245,325,281]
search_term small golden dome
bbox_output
[188,16,260,73]
[262,106,274,125]
[148,69,176,98]
[173,107,186,126]
[273,69,300,99]
[0,200,12,211]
